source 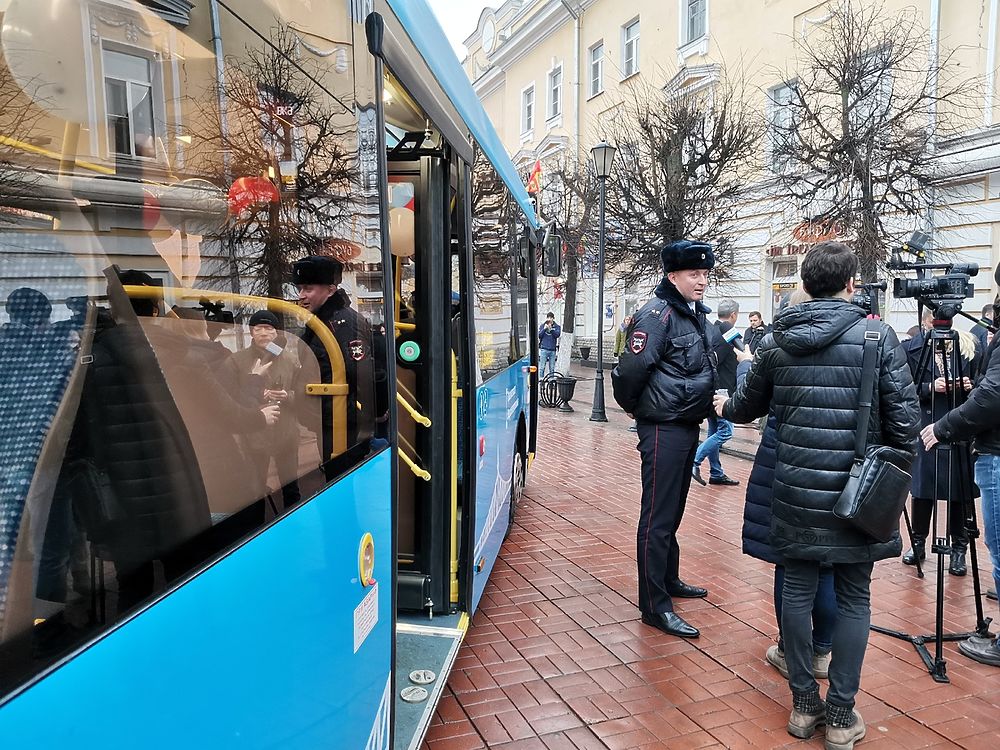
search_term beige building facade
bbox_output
[462,0,1000,339]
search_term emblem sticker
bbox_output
[349,339,365,361]
[630,331,648,354]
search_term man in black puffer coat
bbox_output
[612,239,723,640]
[718,241,919,749]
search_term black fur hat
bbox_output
[291,255,343,285]
[248,310,281,329]
[660,240,715,273]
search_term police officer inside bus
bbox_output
[292,255,373,475]
[612,240,721,639]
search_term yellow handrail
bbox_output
[396,392,431,427]
[394,321,416,331]
[123,285,348,458]
[399,446,431,481]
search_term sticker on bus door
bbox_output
[354,582,379,652]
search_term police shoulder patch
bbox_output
[629,331,648,354]
[349,339,366,361]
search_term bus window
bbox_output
[0,0,388,700]
[470,150,519,380]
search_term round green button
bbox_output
[399,340,421,362]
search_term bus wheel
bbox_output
[507,449,525,535]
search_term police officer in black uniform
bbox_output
[612,240,722,639]
[292,255,373,475]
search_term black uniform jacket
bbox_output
[611,279,721,425]
[723,298,919,563]
[935,332,1000,455]
[298,289,374,449]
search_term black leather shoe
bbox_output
[709,475,739,486]
[949,547,967,576]
[668,581,709,598]
[989,588,998,601]
[692,466,706,486]
[641,611,699,639]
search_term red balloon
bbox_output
[142,189,161,232]
[227,176,280,216]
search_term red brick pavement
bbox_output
[422,374,1000,749]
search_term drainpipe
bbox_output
[987,0,998,127]
[559,0,582,160]
[926,0,941,255]
[209,0,240,295]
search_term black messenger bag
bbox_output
[833,318,913,543]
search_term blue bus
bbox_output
[0,1,539,747]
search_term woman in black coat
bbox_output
[901,321,981,575]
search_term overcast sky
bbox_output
[427,0,496,60]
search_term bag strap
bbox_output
[853,317,882,461]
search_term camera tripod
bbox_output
[870,302,994,683]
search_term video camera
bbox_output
[888,231,977,303]
[851,280,887,317]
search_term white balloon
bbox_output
[389,206,415,257]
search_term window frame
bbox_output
[621,19,640,79]
[520,83,535,136]
[588,41,604,98]
[683,0,707,46]
[102,45,160,160]
[547,64,562,121]
[769,80,797,174]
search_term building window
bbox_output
[589,42,604,97]
[521,85,535,134]
[770,82,795,173]
[547,65,562,119]
[104,48,157,158]
[622,19,639,78]
[773,260,798,278]
[684,0,707,45]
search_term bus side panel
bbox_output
[470,359,529,613]
[0,452,394,750]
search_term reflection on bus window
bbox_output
[0,0,387,700]
[471,148,524,380]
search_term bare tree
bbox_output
[190,24,358,297]
[772,0,978,280]
[602,67,765,288]
[537,157,600,334]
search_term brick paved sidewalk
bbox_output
[422,374,1000,749]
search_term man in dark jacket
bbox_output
[692,298,749,486]
[744,311,772,353]
[717,241,919,749]
[611,239,723,640]
[538,311,560,378]
[922,305,1000,667]
[293,255,374,475]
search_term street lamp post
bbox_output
[589,140,616,423]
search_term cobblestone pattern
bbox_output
[422,372,1000,749]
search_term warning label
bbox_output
[354,582,379,653]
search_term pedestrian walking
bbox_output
[692,298,749,487]
[717,241,919,749]
[611,239,722,640]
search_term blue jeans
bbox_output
[539,348,557,378]
[774,564,836,654]
[976,454,1000,600]
[694,416,733,479]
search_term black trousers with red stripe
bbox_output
[635,421,700,614]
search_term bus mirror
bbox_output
[542,234,562,277]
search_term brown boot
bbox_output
[787,707,825,739]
